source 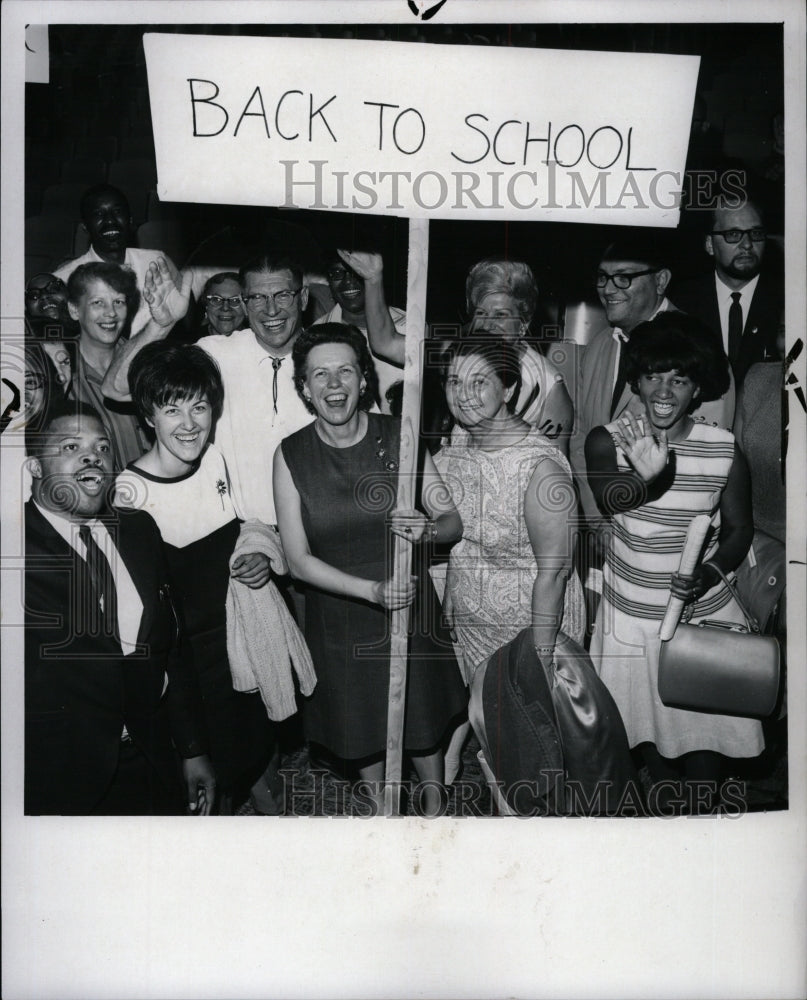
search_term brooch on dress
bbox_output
[215,478,228,508]
[375,436,398,472]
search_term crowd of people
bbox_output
[10,179,789,818]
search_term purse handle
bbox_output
[701,560,761,635]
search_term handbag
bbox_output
[658,561,780,718]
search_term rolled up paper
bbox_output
[658,514,711,641]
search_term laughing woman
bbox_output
[585,313,764,811]
[273,323,467,815]
[115,343,275,812]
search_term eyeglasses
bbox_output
[326,267,351,283]
[596,268,657,290]
[26,280,66,300]
[710,228,766,244]
[24,373,46,390]
[242,289,301,309]
[205,294,243,308]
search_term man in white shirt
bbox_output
[101,254,314,527]
[54,184,187,337]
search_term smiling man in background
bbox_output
[314,249,405,414]
[568,233,734,634]
[54,184,187,336]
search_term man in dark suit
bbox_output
[24,399,216,815]
[670,197,783,387]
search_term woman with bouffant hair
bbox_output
[585,312,763,812]
[434,335,585,779]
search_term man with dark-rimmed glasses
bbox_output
[670,197,783,387]
[568,232,733,636]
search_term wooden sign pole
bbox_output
[383,217,430,817]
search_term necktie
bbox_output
[610,339,629,418]
[270,357,283,414]
[728,291,743,368]
[79,523,120,644]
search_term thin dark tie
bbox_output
[610,339,629,418]
[270,357,283,414]
[728,291,743,368]
[79,523,119,644]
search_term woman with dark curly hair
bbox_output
[274,323,467,815]
[584,312,764,811]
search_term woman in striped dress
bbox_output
[585,313,764,811]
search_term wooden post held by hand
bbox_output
[384,218,429,817]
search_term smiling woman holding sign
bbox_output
[273,323,467,816]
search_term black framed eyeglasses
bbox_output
[242,289,302,309]
[710,228,766,244]
[326,266,351,283]
[596,268,657,290]
[205,294,243,308]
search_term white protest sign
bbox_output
[145,34,699,226]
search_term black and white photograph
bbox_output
[2,2,805,997]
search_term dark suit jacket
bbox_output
[669,269,783,386]
[24,501,207,814]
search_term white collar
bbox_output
[611,297,670,343]
[33,500,105,551]
[715,272,760,304]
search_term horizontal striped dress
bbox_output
[590,422,764,758]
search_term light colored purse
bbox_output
[657,516,781,718]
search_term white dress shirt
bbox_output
[200,329,314,525]
[714,273,760,354]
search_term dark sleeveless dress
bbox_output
[281,413,466,760]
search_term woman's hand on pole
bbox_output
[372,576,417,610]
[388,508,429,543]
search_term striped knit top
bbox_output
[603,422,736,621]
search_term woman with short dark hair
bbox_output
[115,343,277,813]
[274,323,467,815]
[585,312,764,812]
